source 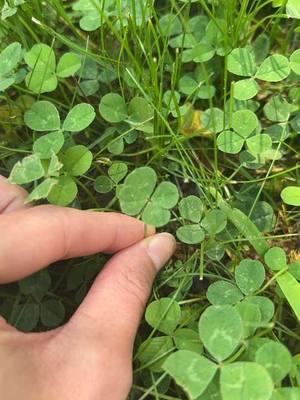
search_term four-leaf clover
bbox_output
[118,167,179,227]
[176,195,227,244]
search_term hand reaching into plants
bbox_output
[0,176,176,400]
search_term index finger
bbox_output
[0,205,154,283]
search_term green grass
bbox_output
[1,0,300,398]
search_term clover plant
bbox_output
[117,166,178,227]
[176,195,227,244]
[24,44,81,93]
[1,1,300,399]
[9,100,95,205]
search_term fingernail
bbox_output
[144,224,156,238]
[145,233,176,271]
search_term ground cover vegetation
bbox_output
[0,0,300,398]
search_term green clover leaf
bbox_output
[24,43,57,93]
[176,224,205,244]
[281,186,300,206]
[118,167,157,215]
[24,101,61,132]
[145,298,181,335]
[24,43,56,70]
[19,270,51,302]
[286,0,300,19]
[199,305,243,361]
[235,301,261,338]
[173,328,203,353]
[108,162,128,184]
[290,49,300,75]
[227,47,257,77]
[26,178,57,203]
[233,78,259,101]
[263,95,292,122]
[47,175,78,206]
[255,54,291,82]
[235,259,266,295]
[62,145,93,176]
[179,195,204,223]
[217,130,244,154]
[264,247,287,271]
[207,281,244,305]
[128,96,154,133]
[244,296,275,324]
[255,341,292,384]
[33,131,64,159]
[142,182,179,227]
[9,154,45,184]
[232,109,259,138]
[24,44,82,93]
[0,42,22,76]
[62,103,96,132]
[220,362,274,400]
[252,33,270,64]
[201,107,224,133]
[246,134,272,155]
[163,351,217,399]
[176,195,205,244]
[201,209,227,235]
[182,41,215,63]
[99,93,128,123]
[137,336,174,372]
[94,176,114,194]
[40,299,65,328]
[56,52,82,78]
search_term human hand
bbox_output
[0,176,176,400]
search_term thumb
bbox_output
[69,233,176,349]
[0,175,30,214]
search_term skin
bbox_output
[0,176,176,400]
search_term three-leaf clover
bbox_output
[228,46,291,101]
[217,109,271,156]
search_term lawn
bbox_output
[0,0,300,398]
